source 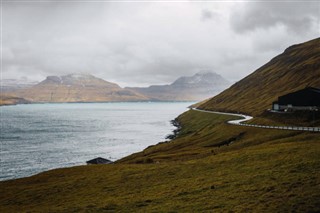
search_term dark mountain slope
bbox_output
[199,38,320,116]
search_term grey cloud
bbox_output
[230,1,319,35]
[201,9,214,21]
[2,2,319,87]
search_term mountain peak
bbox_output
[195,70,216,75]
[45,73,94,81]
[42,73,120,88]
[172,71,229,86]
[66,73,94,79]
[128,71,230,101]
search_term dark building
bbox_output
[86,157,113,165]
[272,87,320,111]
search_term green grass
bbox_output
[1,110,319,212]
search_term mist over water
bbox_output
[0,102,193,181]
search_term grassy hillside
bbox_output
[199,38,320,116]
[1,110,319,212]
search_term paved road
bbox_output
[192,108,320,132]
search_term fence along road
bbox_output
[192,108,320,132]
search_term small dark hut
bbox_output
[86,157,113,165]
[272,87,320,111]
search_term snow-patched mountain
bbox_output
[172,71,229,89]
[11,74,149,102]
[128,71,230,101]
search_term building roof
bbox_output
[278,87,320,98]
[86,157,113,164]
[276,87,320,107]
[307,87,320,93]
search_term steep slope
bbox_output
[199,38,320,116]
[12,74,150,102]
[128,71,230,101]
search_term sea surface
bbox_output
[0,102,193,181]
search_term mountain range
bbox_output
[9,74,149,103]
[2,71,229,104]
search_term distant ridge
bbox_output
[11,73,150,103]
[3,72,230,104]
[199,38,320,116]
[127,71,230,101]
[0,78,38,92]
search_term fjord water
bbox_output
[0,102,193,181]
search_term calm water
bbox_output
[0,102,193,181]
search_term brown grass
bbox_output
[1,110,319,212]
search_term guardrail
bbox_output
[192,108,320,132]
[228,122,320,132]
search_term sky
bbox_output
[1,0,319,87]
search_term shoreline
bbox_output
[0,100,200,107]
[0,102,190,182]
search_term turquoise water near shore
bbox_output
[0,102,193,181]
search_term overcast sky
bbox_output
[2,0,319,87]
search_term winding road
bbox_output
[192,108,320,133]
